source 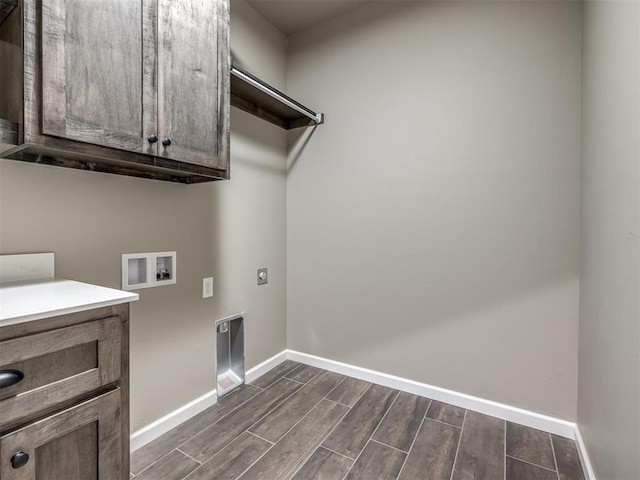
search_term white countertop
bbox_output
[0,278,139,327]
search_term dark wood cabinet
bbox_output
[0,389,122,480]
[0,0,230,183]
[0,304,130,480]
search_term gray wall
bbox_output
[0,0,288,432]
[579,1,640,478]
[286,1,581,420]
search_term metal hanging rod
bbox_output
[230,60,324,127]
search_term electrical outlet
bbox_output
[257,268,268,285]
[202,277,213,298]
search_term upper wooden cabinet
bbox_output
[0,0,230,183]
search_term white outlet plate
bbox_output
[203,277,213,298]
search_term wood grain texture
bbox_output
[180,378,300,462]
[184,432,270,480]
[398,418,460,480]
[292,447,353,480]
[426,400,466,428]
[0,316,121,431]
[0,3,22,127]
[250,371,344,442]
[249,360,302,389]
[135,450,199,480]
[451,411,505,480]
[506,457,558,480]
[0,341,96,402]
[372,392,431,451]
[0,389,121,480]
[10,0,230,183]
[157,0,226,169]
[41,0,150,153]
[285,364,323,383]
[215,0,230,172]
[35,422,98,480]
[239,400,348,480]
[0,0,17,25]
[506,422,555,470]
[325,377,371,407]
[130,384,261,474]
[322,384,398,459]
[345,440,406,480]
[552,434,586,480]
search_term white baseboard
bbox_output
[130,348,584,464]
[130,351,287,452]
[130,389,217,452]
[286,349,577,439]
[574,426,597,480]
[245,350,288,384]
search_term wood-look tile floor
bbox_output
[130,361,586,480]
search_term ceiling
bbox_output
[245,0,370,36]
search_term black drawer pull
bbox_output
[11,451,29,469]
[0,370,24,389]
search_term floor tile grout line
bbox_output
[284,378,305,385]
[422,413,463,430]
[504,418,507,480]
[506,455,559,474]
[339,389,401,479]
[549,433,562,480]
[322,375,348,401]
[448,409,467,480]
[177,378,303,464]
[243,374,345,444]
[247,430,275,445]
[341,438,373,480]
[176,448,202,465]
[133,449,184,478]
[131,385,264,475]
[135,387,266,475]
[368,390,401,445]
[395,400,432,480]
[232,384,350,480]
[284,364,322,384]
[249,362,300,389]
[370,438,410,455]
[320,445,356,462]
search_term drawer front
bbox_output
[0,388,121,480]
[0,317,121,430]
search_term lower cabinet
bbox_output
[0,389,121,480]
[0,304,130,480]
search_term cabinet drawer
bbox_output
[0,317,121,430]
[0,388,122,480]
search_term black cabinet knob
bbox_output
[148,134,158,144]
[0,370,24,389]
[11,452,29,469]
[162,138,172,147]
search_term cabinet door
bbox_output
[157,0,230,170]
[41,0,157,156]
[0,389,122,480]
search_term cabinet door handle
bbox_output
[0,370,24,389]
[162,138,172,147]
[10,451,29,469]
[148,134,158,144]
